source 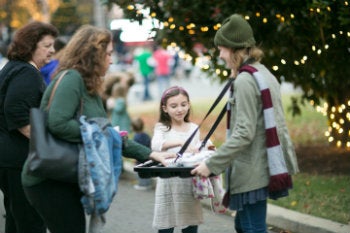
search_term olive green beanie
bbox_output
[214,14,256,48]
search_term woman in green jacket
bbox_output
[22,25,173,233]
[191,14,299,233]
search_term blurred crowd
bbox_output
[0,24,195,132]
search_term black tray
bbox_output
[134,160,195,178]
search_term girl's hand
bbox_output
[149,151,176,166]
[186,145,199,154]
[191,162,211,177]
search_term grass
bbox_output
[270,174,350,224]
[282,95,329,147]
[128,95,350,224]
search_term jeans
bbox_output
[138,177,152,186]
[142,74,152,100]
[234,200,267,233]
[157,74,171,96]
[158,225,198,233]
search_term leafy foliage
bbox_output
[51,1,82,35]
[108,0,350,146]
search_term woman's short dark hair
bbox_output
[7,21,58,61]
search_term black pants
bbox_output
[158,225,198,233]
[0,168,46,233]
[23,179,85,233]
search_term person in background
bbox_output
[134,47,154,101]
[108,83,131,132]
[170,51,179,77]
[152,45,173,97]
[152,86,203,233]
[191,14,299,233]
[0,41,8,70]
[182,58,193,79]
[102,71,135,116]
[131,117,153,190]
[21,24,174,233]
[40,37,66,85]
[0,21,58,233]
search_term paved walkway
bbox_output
[0,172,278,233]
[0,169,349,233]
[123,161,350,233]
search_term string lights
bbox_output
[130,4,349,73]
[122,1,350,147]
[314,100,350,148]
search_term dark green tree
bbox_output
[51,0,82,36]
[108,0,350,147]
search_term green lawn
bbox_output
[129,95,350,224]
[270,174,350,224]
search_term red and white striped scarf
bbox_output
[238,65,292,193]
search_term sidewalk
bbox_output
[0,166,348,233]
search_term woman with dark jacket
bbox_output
[0,21,58,233]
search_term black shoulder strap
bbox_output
[174,77,234,162]
[198,104,227,151]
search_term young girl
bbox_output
[151,86,203,233]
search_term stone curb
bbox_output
[267,204,350,233]
[123,161,350,233]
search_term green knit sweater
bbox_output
[22,69,151,186]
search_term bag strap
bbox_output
[46,70,83,117]
[174,77,234,162]
[46,70,69,110]
[198,104,227,151]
